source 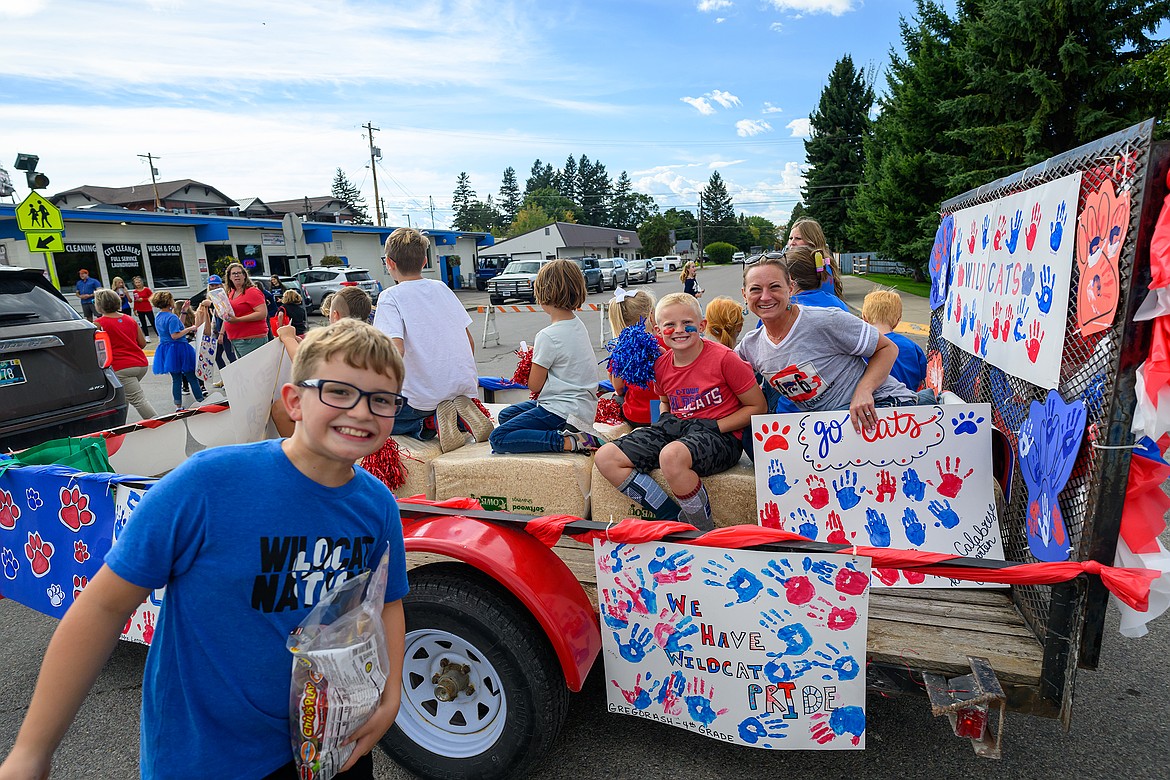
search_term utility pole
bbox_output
[696,194,704,268]
[138,153,161,211]
[428,196,436,229]
[364,122,383,226]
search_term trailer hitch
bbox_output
[922,656,1007,759]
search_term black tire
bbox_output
[475,279,486,291]
[591,277,603,294]
[379,569,569,780]
[489,295,504,306]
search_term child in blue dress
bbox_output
[151,290,204,411]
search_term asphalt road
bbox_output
[3,266,1167,778]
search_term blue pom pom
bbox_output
[604,318,660,389]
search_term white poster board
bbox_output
[596,540,870,749]
[113,483,164,646]
[943,172,1081,388]
[220,338,291,443]
[751,404,1004,588]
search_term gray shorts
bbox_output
[614,414,743,477]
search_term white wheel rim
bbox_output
[396,628,508,757]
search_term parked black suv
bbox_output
[0,267,127,451]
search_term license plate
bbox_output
[0,358,26,387]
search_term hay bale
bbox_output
[432,442,593,517]
[590,454,758,527]
[389,435,444,500]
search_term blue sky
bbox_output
[0,0,917,229]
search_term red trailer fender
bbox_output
[402,512,602,692]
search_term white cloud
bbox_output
[681,96,716,115]
[631,161,806,227]
[762,102,783,114]
[769,21,783,32]
[709,90,741,109]
[736,119,773,137]
[697,0,733,11]
[786,117,811,137]
[715,17,726,23]
[766,0,856,16]
[708,159,747,169]
[0,0,49,17]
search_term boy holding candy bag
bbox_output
[0,320,409,780]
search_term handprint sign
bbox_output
[1075,179,1128,335]
[928,214,954,309]
[1018,391,1086,561]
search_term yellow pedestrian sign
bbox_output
[17,191,63,233]
[26,232,64,253]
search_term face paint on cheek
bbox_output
[684,325,699,333]
[662,327,676,336]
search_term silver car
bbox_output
[598,258,628,290]
[626,259,658,284]
[295,267,380,312]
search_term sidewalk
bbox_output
[838,274,931,343]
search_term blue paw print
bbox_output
[951,411,984,435]
[25,488,43,511]
[2,547,19,580]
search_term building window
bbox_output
[102,243,146,287]
[147,244,187,288]
[544,227,550,235]
[205,245,235,277]
[236,244,264,275]
[58,243,100,289]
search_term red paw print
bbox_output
[0,488,20,529]
[74,540,90,564]
[24,532,55,578]
[754,421,791,452]
[58,485,95,531]
[73,574,88,600]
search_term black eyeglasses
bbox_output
[296,379,406,418]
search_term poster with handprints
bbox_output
[751,404,1004,588]
[1075,179,1130,336]
[942,172,1081,389]
[596,540,870,750]
[1018,391,1087,562]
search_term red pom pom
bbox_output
[511,346,534,386]
[595,396,624,426]
[361,437,408,491]
[470,398,494,421]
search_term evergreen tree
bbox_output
[451,172,476,231]
[663,208,698,247]
[524,188,577,223]
[462,196,501,233]
[331,167,371,225]
[803,54,875,252]
[701,171,736,246]
[524,159,557,195]
[498,166,521,227]
[559,155,579,206]
[610,171,657,230]
[577,156,612,225]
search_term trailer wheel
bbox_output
[380,570,569,780]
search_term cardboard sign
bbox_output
[942,173,1081,388]
[1075,180,1130,335]
[751,405,1005,588]
[596,540,870,749]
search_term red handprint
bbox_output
[875,469,896,503]
[973,323,982,356]
[993,214,1007,250]
[759,500,782,529]
[1001,303,1013,342]
[967,221,976,254]
[874,568,901,586]
[954,294,963,323]
[140,611,156,644]
[1026,321,1044,363]
[803,475,829,510]
[904,570,927,585]
[825,510,847,544]
[1025,202,1041,251]
[929,456,974,498]
[990,302,1002,340]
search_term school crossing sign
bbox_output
[17,191,64,253]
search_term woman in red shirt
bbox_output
[222,262,269,357]
[94,288,157,419]
[131,275,155,340]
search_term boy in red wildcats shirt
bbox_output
[596,293,766,530]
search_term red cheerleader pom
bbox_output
[361,437,408,491]
[595,395,624,426]
[511,345,534,386]
[471,398,494,421]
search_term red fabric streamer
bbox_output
[511,346,533,386]
[1121,450,1170,554]
[361,438,408,491]
[400,495,484,511]
[1147,165,1170,290]
[524,514,590,547]
[1144,317,1170,405]
[595,396,623,426]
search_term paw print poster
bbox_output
[752,404,1005,588]
[941,172,1081,389]
[595,540,870,750]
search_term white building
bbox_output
[483,222,641,263]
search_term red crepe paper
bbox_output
[1144,317,1170,404]
[511,346,533,386]
[1148,166,1170,290]
[361,437,408,491]
[400,495,484,511]
[1121,451,1170,555]
[524,514,589,547]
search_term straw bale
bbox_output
[432,442,592,517]
[590,454,758,527]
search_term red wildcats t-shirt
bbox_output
[654,339,757,435]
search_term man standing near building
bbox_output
[75,268,100,321]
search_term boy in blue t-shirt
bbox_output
[861,290,927,391]
[0,320,410,780]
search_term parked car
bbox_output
[0,267,127,450]
[627,259,658,284]
[487,259,543,305]
[475,256,507,291]
[295,267,381,312]
[597,258,628,290]
[569,256,605,294]
[659,255,682,272]
[732,251,746,263]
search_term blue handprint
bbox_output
[981,215,990,249]
[902,507,926,546]
[813,641,862,681]
[767,459,793,496]
[615,623,654,663]
[703,554,769,606]
[1035,265,1054,314]
[929,498,961,529]
[1020,263,1036,296]
[978,322,990,356]
[959,303,969,336]
[789,507,818,540]
[1013,299,1029,341]
[612,673,660,711]
[601,588,632,630]
[966,305,977,335]
[763,655,815,683]
[738,714,790,745]
[656,670,686,708]
[663,617,699,654]
[648,547,693,585]
[1006,209,1022,254]
[901,467,926,501]
[863,508,891,547]
[761,619,814,658]
[832,470,867,510]
[1050,202,1066,252]
[947,290,955,322]
[602,543,640,573]
[684,678,724,726]
[2,547,19,580]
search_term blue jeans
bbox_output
[392,400,437,439]
[488,400,568,454]
[170,372,204,408]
